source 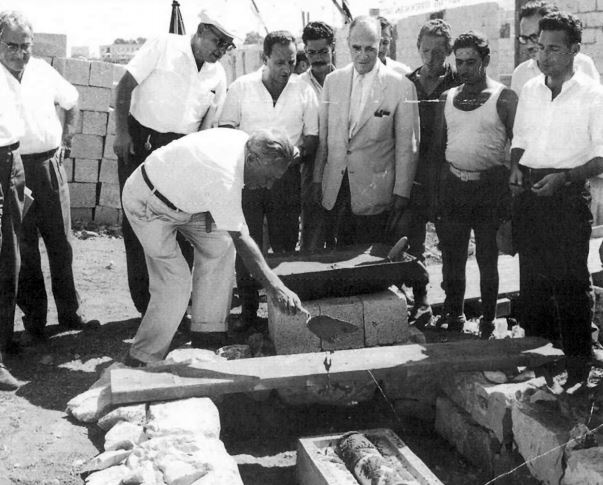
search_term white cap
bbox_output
[198,11,234,40]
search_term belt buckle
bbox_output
[460,170,469,182]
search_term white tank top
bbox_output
[444,83,508,171]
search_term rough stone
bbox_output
[84,464,130,485]
[98,183,121,209]
[104,421,145,451]
[52,57,90,85]
[435,396,502,477]
[82,111,108,136]
[146,397,220,439]
[440,372,548,444]
[75,85,112,112]
[69,182,97,208]
[89,61,114,88]
[97,404,146,432]
[74,159,99,183]
[99,158,119,184]
[82,449,131,473]
[512,401,571,485]
[562,447,603,485]
[71,134,104,159]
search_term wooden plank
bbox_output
[111,338,562,405]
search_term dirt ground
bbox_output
[0,230,586,485]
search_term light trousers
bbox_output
[122,168,235,362]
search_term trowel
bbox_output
[304,312,359,343]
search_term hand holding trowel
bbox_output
[303,310,359,343]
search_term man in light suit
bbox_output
[313,16,419,247]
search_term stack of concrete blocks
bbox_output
[434,371,603,484]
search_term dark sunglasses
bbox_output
[517,33,539,44]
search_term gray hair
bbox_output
[348,15,381,39]
[246,129,296,169]
[0,11,33,37]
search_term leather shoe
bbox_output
[124,354,147,368]
[409,304,433,329]
[191,332,227,350]
[0,364,20,391]
[58,316,100,331]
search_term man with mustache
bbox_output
[299,21,336,251]
[219,31,318,330]
[430,32,517,338]
[113,12,235,317]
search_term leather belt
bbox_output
[449,163,483,181]
[519,165,568,185]
[0,141,20,157]
[21,148,58,163]
[141,164,181,212]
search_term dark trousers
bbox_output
[117,115,193,314]
[17,149,80,329]
[514,180,592,358]
[236,165,300,316]
[0,146,25,351]
[327,172,389,248]
[435,168,507,321]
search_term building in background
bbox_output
[99,39,144,64]
[71,45,90,58]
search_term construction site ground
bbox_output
[0,229,598,485]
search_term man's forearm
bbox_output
[62,106,78,140]
[567,157,603,183]
[115,72,137,134]
[229,231,281,290]
[510,148,525,169]
[301,135,318,164]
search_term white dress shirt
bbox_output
[0,63,25,146]
[512,71,603,169]
[299,69,323,98]
[349,61,379,135]
[19,57,78,155]
[144,128,249,231]
[383,56,411,76]
[218,69,318,146]
[128,34,227,134]
[511,52,600,94]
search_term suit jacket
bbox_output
[313,61,419,215]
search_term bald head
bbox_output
[348,16,381,74]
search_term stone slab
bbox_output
[104,134,118,160]
[52,57,90,85]
[71,134,104,159]
[33,33,67,58]
[69,182,97,208]
[71,207,94,222]
[82,111,108,136]
[75,85,112,112]
[99,159,119,184]
[440,372,548,444]
[512,402,571,485]
[74,159,99,183]
[99,183,121,209]
[89,61,114,88]
[94,206,122,225]
[435,396,502,477]
[562,447,603,485]
[107,108,116,135]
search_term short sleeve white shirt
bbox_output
[128,34,227,134]
[512,71,603,169]
[218,69,318,145]
[383,57,411,76]
[511,52,600,94]
[20,57,78,155]
[299,69,323,98]
[0,63,25,146]
[144,128,248,231]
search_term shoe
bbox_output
[191,332,227,350]
[479,318,495,340]
[124,354,147,368]
[433,313,466,332]
[409,303,433,330]
[563,356,591,392]
[20,329,48,347]
[58,316,100,331]
[0,364,20,391]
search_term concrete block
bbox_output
[578,0,597,12]
[435,396,502,477]
[562,448,603,485]
[69,182,97,208]
[33,33,67,58]
[89,61,114,88]
[95,206,122,225]
[75,85,112,112]
[512,402,571,485]
[70,134,104,159]
[74,159,99,183]
[320,295,365,351]
[440,372,548,444]
[362,289,408,346]
[82,111,108,136]
[74,113,83,134]
[268,299,322,355]
[99,158,119,184]
[52,57,90,85]
[99,183,121,209]
[71,207,94,222]
[107,108,116,135]
[63,157,74,182]
[104,134,118,160]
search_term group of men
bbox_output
[1,1,601,390]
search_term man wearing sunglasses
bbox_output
[113,11,235,317]
[510,1,598,94]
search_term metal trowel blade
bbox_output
[306,315,359,343]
